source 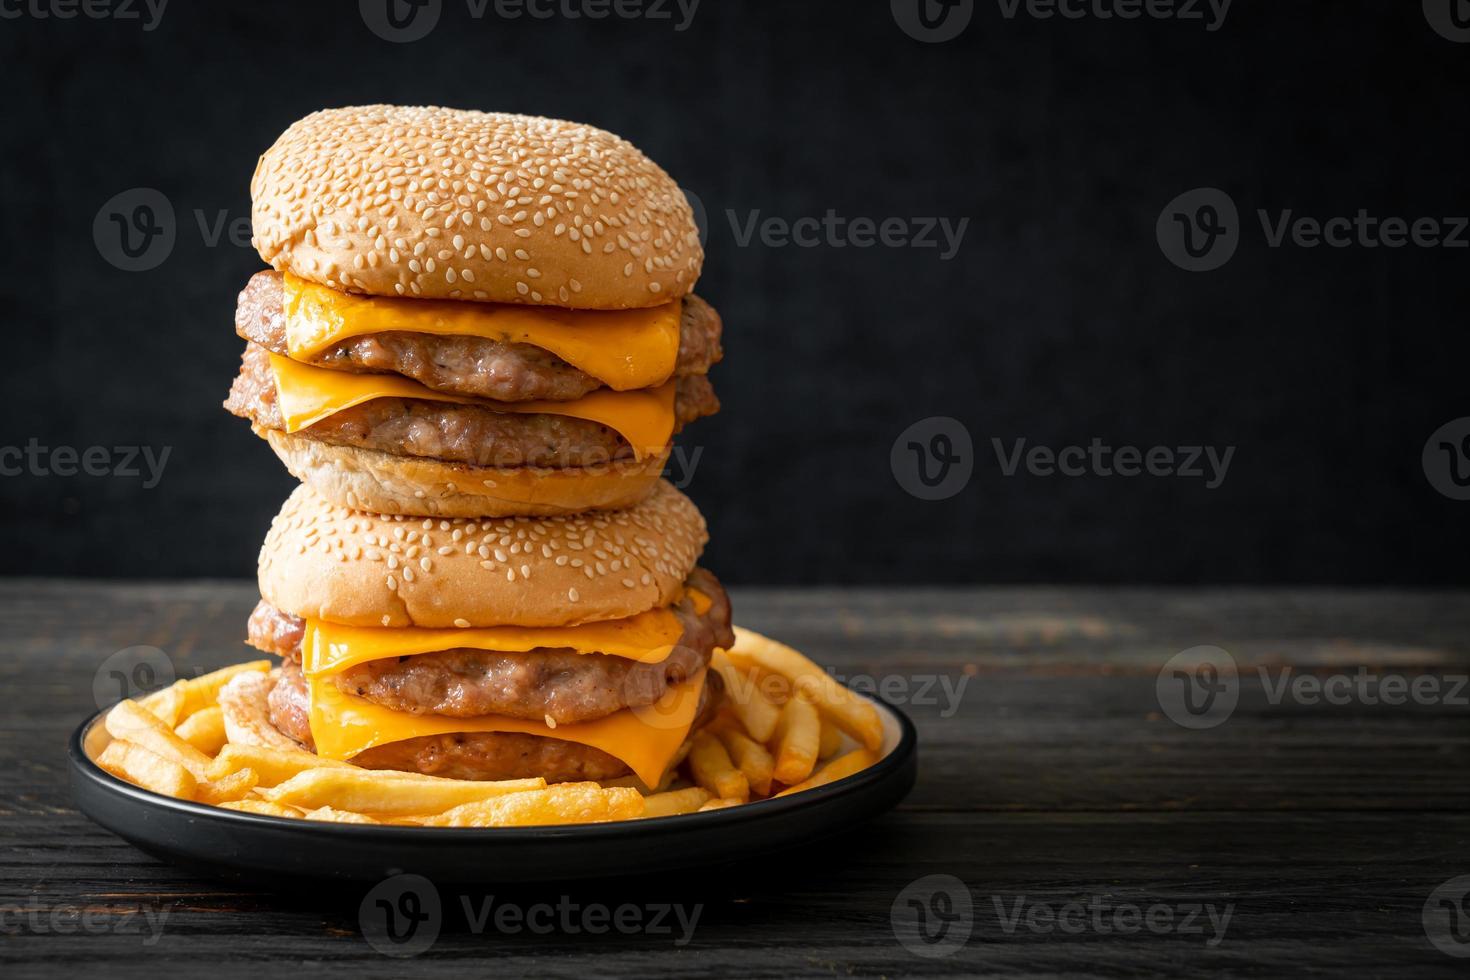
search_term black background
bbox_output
[2,0,1467,584]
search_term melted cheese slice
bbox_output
[302,607,686,676]
[283,274,682,391]
[268,353,675,460]
[307,672,706,787]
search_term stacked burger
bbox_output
[222,106,732,789]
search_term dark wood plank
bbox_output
[2,581,1468,977]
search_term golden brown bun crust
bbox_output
[258,481,708,629]
[263,428,669,519]
[251,105,702,309]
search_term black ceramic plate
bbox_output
[69,693,917,884]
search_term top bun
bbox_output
[251,105,703,309]
[258,481,709,629]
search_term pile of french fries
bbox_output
[94,626,886,828]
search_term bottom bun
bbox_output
[263,428,670,518]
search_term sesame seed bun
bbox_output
[262,428,670,519]
[251,105,702,310]
[258,481,709,629]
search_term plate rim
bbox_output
[68,689,918,840]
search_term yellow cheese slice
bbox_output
[268,353,675,460]
[307,672,706,788]
[283,274,682,391]
[302,607,686,676]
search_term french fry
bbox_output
[772,695,821,786]
[262,767,545,816]
[97,740,197,800]
[819,718,844,759]
[711,650,781,742]
[135,684,185,728]
[175,705,228,755]
[183,660,272,715]
[687,731,749,801]
[206,742,356,786]
[419,783,645,827]
[194,767,259,805]
[106,699,214,779]
[725,627,884,751]
[711,722,776,796]
[697,797,742,812]
[774,748,880,797]
[139,660,272,726]
[219,799,304,818]
[639,786,711,818]
[305,806,379,824]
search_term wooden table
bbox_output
[3,581,1468,977]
